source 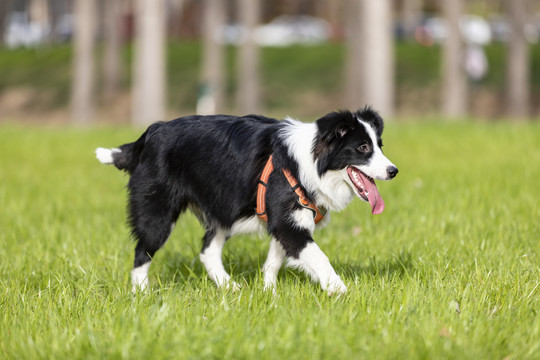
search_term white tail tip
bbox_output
[95,147,120,165]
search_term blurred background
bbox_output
[0,0,538,126]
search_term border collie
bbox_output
[96,107,398,295]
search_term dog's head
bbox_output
[313,107,398,214]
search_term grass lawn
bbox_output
[0,120,539,359]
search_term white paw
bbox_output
[230,281,241,291]
[222,280,241,292]
[131,263,150,293]
[263,281,277,296]
[326,279,347,297]
[131,281,149,293]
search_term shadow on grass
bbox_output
[156,251,265,288]
[335,249,415,279]
[156,248,416,289]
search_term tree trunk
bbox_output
[29,0,50,33]
[0,0,7,45]
[132,0,166,126]
[169,0,184,38]
[401,0,422,38]
[236,0,260,114]
[344,0,361,108]
[198,0,225,115]
[345,0,394,116]
[71,0,96,125]
[505,0,530,119]
[441,0,467,118]
[103,0,122,101]
[325,0,343,39]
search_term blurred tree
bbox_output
[441,0,467,117]
[401,0,422,39]
[71,0,96,124]
[198,0,225,115]
[236,0,261,114]
[132,0,166,126]
[103,0,122,101]
[29,0,50,33]
[323,0,344,39]
[344,0,361,108]
[345,0,394,116]
[505,0,530,119]
[169,0,184,38]
[0,0,7,45]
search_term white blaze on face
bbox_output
[356,120,396,181]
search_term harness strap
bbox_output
[256,155,274,221]
[282,168,326,224]
[256,155,326,224]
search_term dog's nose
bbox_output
[387,166,398,179]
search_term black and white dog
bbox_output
[96,107,398,295]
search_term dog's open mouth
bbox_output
[346,166,385,215]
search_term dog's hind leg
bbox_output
[128,178,183,292]
[131,220,176,292]
[199,228,239,290]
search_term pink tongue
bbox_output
[364,176,385,215]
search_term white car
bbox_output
[422,15,492,45]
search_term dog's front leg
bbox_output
[289,241,347,296]
[270,208,347,296]
[200,228,239,290]
[262,237,286,291]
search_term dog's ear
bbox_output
[316,111,356,143]
[356,106,384,137]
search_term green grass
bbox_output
[1,121,539,359]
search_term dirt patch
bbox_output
[0,88,36,116]
[0,86,537,124]
[0,88,135,125]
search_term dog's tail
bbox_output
[95,128,150,174]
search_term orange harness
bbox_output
[256,155,326,224]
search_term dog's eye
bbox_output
[357,144,371,153]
